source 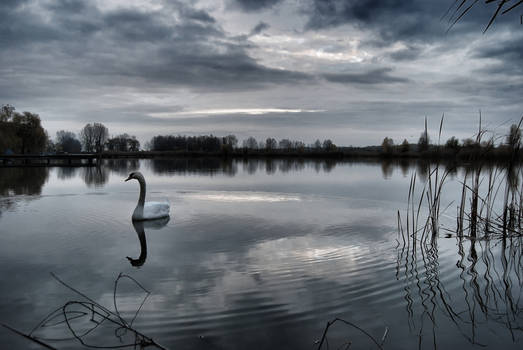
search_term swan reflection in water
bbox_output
[127,217,170,267]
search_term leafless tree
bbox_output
[80,123,108,153]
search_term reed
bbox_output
[398,115,523,244]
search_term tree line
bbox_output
[380,120,523,160]
[0,104,140,154]
[3,103,522,161]
[147,134,337,153]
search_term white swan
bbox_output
[125,171,170,220]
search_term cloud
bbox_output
[388,45,424,61]
[250,21,270,36]
[0,0,312,95]
[322,68,409,84]
[303,0,499,46]
[472,32,523,75]
[150,108,323,118]
[0,0,521,147]
[231,0,284,12]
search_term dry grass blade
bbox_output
[316,318,384,350]
[501,0,523,14]
[484,0,509,32]
[2,323,58,350]
[6,273,168,350]
[445,0,522,32]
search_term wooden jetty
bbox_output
[0,153,100,167]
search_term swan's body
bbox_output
[125,172,170,220]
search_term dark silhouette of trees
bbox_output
[56,130,82,153]
[146,133,338,154]
[418,130,429,152]
[81,123,108,153]
[1,105,42,154]
[46,138,56,153]
[80,124,94,152]
[106,134,140,152]
[222,135,238,152]
[6,111,47,154]
[322,139,336,151]
[381,137,394,154]
[243,137,259,149]
[150,135,223,152]
[265,137,277,150]
[462,138,477,148]
[445,136,460,151]
[0,104,15,122]
[278,139,292,150]
[400,139,410,153]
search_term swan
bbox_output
[125,171,170,220]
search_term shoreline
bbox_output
[1,148,521,167]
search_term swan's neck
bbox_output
[137,177,146,207]
[133,177,146,220]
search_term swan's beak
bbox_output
[124,175,132,182]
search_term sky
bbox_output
[1,0,522,147]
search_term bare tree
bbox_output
[322,139,336,151]
[222,135,238,151]
[279,139,292,150]
[243,137,258,149]
[382,137,394,154]
[56,130,82,153]
[81,123,109,153]
[265,137,277,150]
[80,123,95,152]
[400,139,410,153]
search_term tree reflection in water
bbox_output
[0,167,49,217]
[82,166,110,188]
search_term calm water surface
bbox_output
[0,159,521,349]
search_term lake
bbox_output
[0,158,521,349]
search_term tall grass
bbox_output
[396,116,523,347]
[399,115,523,243]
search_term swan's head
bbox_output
[125,171,144,182]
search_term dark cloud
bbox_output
[250,21,270,36]
[181,7,216,23]
[0,0,312,94]
[304,0,498,45]
[0,0,521,144]
[388,45,424,61]
[124,48,313,90]
[104,10,174,41]
[471,33,523,77]
[322,68,409,84]
[232,0,284,12]
[473,33,523,63]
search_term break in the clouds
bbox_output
[1,0,522,146]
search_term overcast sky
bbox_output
[1,0,522,146]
